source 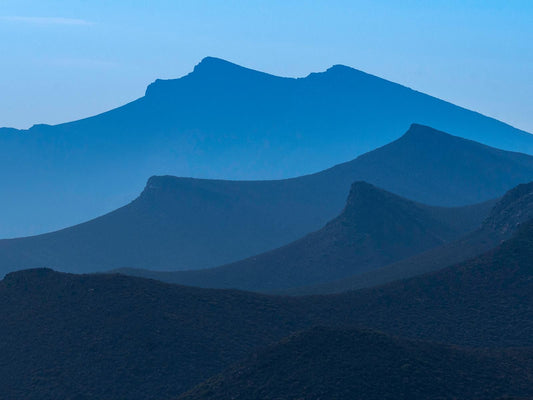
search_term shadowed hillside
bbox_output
[125,181,484,291]
[319,219,533,347]
[1,219,533,398]
[180,327,533,400]
[2,57,532,237]
[0,270,310,400]
[290,181,533,294]
[3,124,531,276]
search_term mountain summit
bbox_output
[1,57,532,237]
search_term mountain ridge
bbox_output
[1,57,533,237]
[286,181,533,295]
[2,219,533,399]
[1,124,531,276]
[133,180,478,292]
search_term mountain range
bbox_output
[3,55,533,399]
[122,181,496,292]
[1,124,531,276]
[288,181,533,295]
[2,215,533,398]
[2,57,533,237]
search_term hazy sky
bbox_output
[1,0,532,132]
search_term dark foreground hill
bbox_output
[0,270,309,400]
[1,220,533,398]
[125,181,486,292]
[180,327,533,400]
[327,219,533,347]
[3,124,528,275]
[290,181,533,294]
[2,56,533,237]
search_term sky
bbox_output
[1,0,532,133]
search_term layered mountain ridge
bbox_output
[2,217,533,398]
[125,181,481,292]
[1,124,531,277]
[1,56,533,237]
[289,181,533,295]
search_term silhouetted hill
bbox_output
[2,57,533,237]
[321,219,533,347]
[291,181,533,294]
[2,124,530,276]
[1,221,533,398]
[125,181,484,291]
[180,327,533,400]
[0,270,310,400]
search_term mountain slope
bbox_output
[1,57,533,237]
[321,219,533,347]
[180,327,533,400]
[1,220,533,399]
[2,124,530,276]
[125,181,481,291]
[291,181,533,295]
[0,270,310,400]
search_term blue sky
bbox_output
[1,0,532,132]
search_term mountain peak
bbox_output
[192,56,243,74]
[402,123,449,139]
[342,181,411,219]
[324,64,355,73]
[145,57,278,96]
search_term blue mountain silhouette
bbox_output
[1,57,532,237]
[1,124,531,276]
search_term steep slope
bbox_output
[292,181,533,294]
[127,181,479,291]
[2,124,530,276]
[1,57,533,237]
[1,221,533,398]
[180,327,533,400]
[321,219,533,347]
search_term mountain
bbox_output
[290,181,533,294]
[180,327,533,400]
[0,269,309,400]
[2,57,533,237]
[1,220,533,398]
[324,219,533,347]
[2,124,531,276]
[123,181,490,292]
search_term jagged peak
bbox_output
[145,57,282,96]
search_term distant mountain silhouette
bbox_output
[290,181,533,294]
[2,220,533,398]
[180,327,533,400]
[124,181,489,291]
[1,56,533,237]
[2,124,531,276]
